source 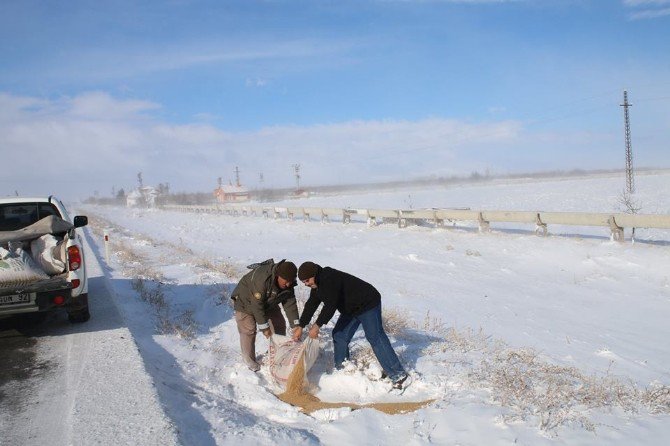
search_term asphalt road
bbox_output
[0,232,177,446]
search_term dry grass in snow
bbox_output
[339,307,670,435]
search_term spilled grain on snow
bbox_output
[277,353,433,415]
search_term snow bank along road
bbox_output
[75,198,670,445]
[0,228,177,446]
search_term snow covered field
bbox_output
[78,172,670,445]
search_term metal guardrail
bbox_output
[161,204,670,242]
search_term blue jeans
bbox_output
[332,303,406,382]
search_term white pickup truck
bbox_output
[0,196,90,323]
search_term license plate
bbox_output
[0,293,32,306]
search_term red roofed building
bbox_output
[214,184,250,203]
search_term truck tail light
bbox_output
[68,246,82,271]
[53,295,65,306]
[71,279,81,289]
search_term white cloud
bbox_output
[623,0,670,19]
[67,92,160,119]
[1,91,626,200]
[32,38,357,83]
[623,0,670,6]
[628,7,670,19]
[245,77,270,88]
[487,106,508,114]
[380,0,522,3]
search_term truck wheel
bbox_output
[67,293,90,323]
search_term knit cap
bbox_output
[298,261,320,281]
[276,261,297,281]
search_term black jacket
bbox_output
[298,266,381,328]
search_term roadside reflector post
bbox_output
[103,229,110,264]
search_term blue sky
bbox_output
[1,0,669,198]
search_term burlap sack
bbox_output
[268,334,320,389]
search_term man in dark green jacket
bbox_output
[231,259,300,371]
[293,261,410,390]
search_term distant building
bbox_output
[126,186,159,208]
[291,188,310,198]
[214,185,250,203]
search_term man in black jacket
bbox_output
[293,261,410,390]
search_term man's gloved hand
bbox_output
[292,326,303,341]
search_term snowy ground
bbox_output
[76,172,670,445]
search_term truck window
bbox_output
[0,203,62,231]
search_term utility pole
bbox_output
[234,166,241,187]
[620,90,635,194]
[292,164,301,190]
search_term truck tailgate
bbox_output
[0,275,71,297]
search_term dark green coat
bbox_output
[231,259,299,330]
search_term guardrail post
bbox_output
[321,210,330,224]
[433,211,444,228]
[398,210,407,228]
[535,213,548,237]
[343,210,351,224]
[478,212,490,233]
[303,209,310,222]
[608,216,624,242]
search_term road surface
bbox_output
[0,232,177,446]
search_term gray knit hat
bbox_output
[298,261,320,281]
[276,261,297,281]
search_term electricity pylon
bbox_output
[620,90,635,194]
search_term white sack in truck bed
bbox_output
[0,215,72,288]
[30,234,67,275]
[0,246,50,289]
